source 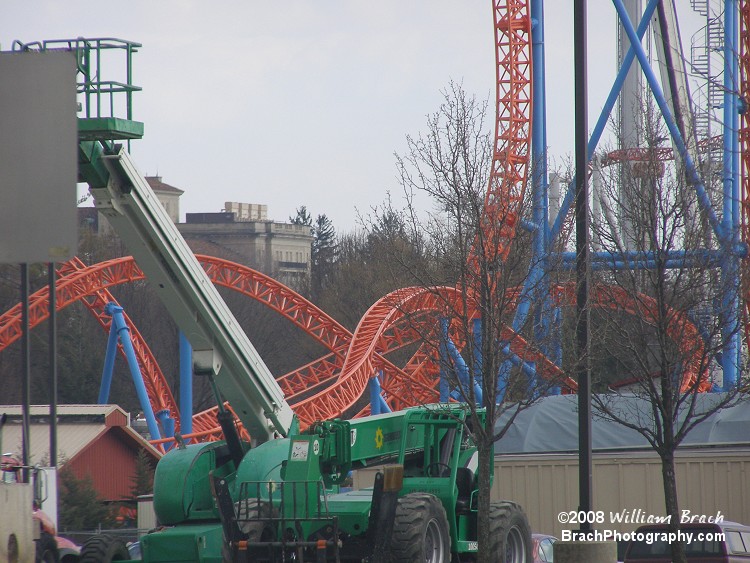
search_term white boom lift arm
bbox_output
[86,144,295,443]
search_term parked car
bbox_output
[624,521,750,562]
[532,533,557,562]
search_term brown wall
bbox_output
[493,448,750,537]
[353,448,750,538]
[68,428,140,501]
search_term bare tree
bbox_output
[591,107,744,563]
[376,81,570,562]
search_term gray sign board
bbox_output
[0,50,77,263]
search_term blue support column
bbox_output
[369,374,382,415]
[369,372,391,414]
[540,299,561,395]
[179,332,193,437]
[378,394,391,414]
[513,0,549,334]
[531,0,549,259]
[105,302,162,441]
[156,409,174,439]
[721,0,741,389]
[97,319,120,404]
[440,319,482,404]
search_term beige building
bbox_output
[493,446,750,538]
[177,201,312,286]
[493,394,750,537]
[145,176,183,223]
[81,175,313,286]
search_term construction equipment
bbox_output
[11,38,532,562]
[76,127,531,563]
[150,405,531,562]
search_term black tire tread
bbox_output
[488,501,532,563]
[390,493,451,562]
[79,535,130,563]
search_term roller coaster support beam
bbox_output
[513,0,548,333]
[721,0,742,389]
[179,332,193,438]
[613,0,725,243]
[100,302,162,440]
[510,0,556,394]
[98,308,119,405]
[615,0,742,388]
[558,248,747,271]
[549,0,658,244]
[369,374,390,416]
[439,319,483,405]
[155,409,174,439]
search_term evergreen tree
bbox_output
[289,206,313,230]
[290,206,337,302]
[58,469,113,531]
[311,214,337,301]
[129,448,154,499]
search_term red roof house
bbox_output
[0,405,161,502]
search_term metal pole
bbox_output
[21,263,31,483]
[574,0,593,532]
[48,264,57,467]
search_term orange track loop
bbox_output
[290,286,459,425]
[0,255,444,434]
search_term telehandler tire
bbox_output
[79,535,129,562]
[390,493,451,563]
[488,501,532,563]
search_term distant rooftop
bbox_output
[145,175,184,194]
[0,404,161,463]
[1,404,126,420]
[495,393,750,454]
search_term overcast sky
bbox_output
[2,2,707,232]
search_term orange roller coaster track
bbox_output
[0,256,441,430]
[0,0,718,445]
